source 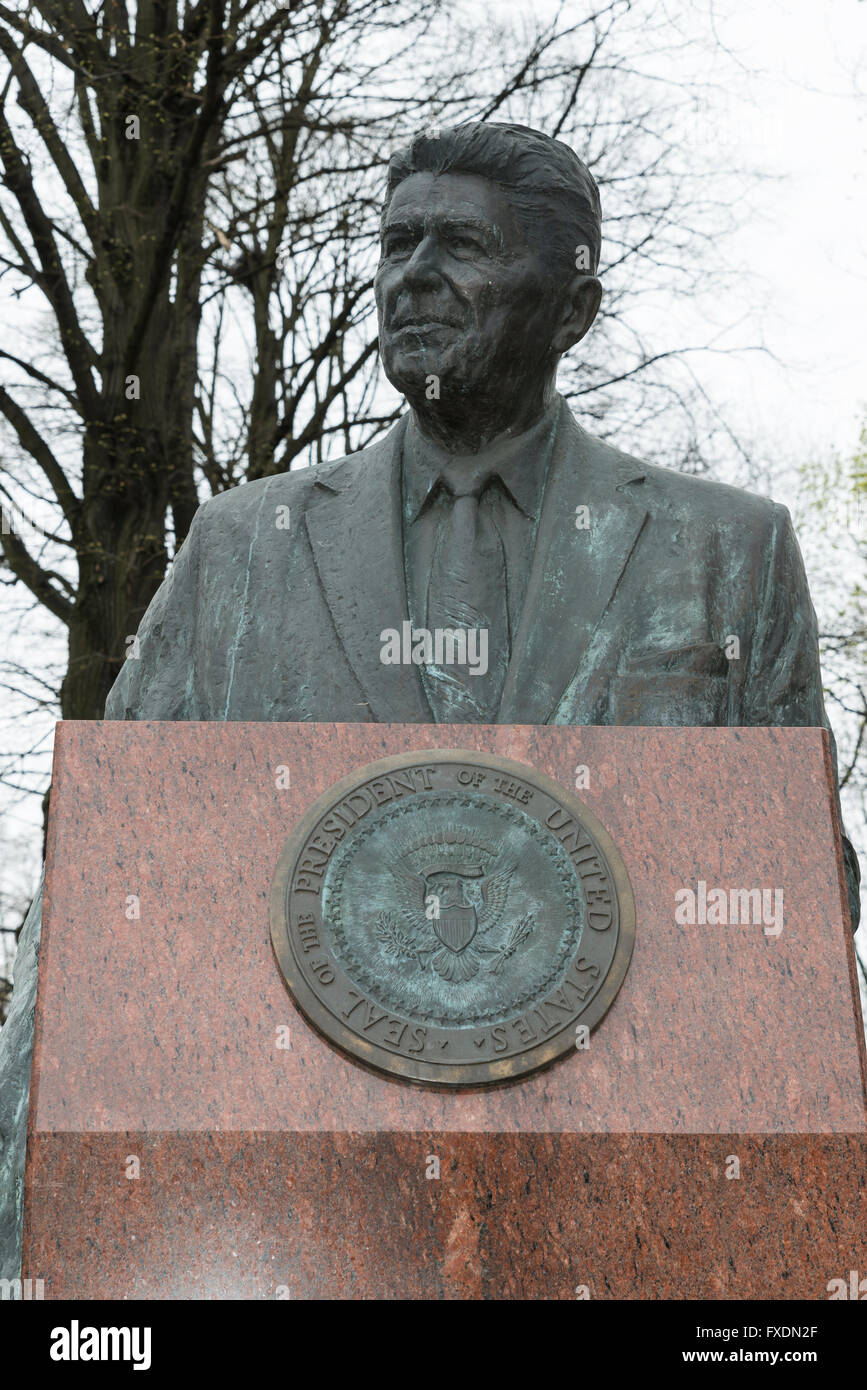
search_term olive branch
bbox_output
[373,910,417,960]
[488,913,535,973]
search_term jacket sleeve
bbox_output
[744,502,860,929]
[104,504,205,721]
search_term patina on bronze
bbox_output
[270,751,635,1085]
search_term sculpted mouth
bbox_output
[391,318,460,332]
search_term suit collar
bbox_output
[498,398,649,723]
[304,418,432,722]
[402,399,560,522]
[304,401,649,726]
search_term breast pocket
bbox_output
[611,642,731,725]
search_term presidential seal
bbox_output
[270,751,635,1085]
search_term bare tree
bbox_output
[0,1,317,722]
[0,0,789,969]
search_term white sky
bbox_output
[630,0,867,468]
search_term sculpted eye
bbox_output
[449,233,484,253]
[384,234,414,258]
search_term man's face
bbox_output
[375,171,562,411]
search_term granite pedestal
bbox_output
[22,722,867,1298]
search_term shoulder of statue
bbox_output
[567,410,780,532]
[187,418,407,547]
[308,415,408,496]
[196,464,318,523]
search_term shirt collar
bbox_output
[402,396,561,524]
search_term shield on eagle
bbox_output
[424,869,480,954]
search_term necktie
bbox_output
[424,465,510,722]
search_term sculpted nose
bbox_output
[402,235,442,290]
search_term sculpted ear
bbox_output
[551,273,602,354]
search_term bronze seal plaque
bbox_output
[270,751,635,1086]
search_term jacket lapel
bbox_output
[498,400,649,723]
[304,417,432,722]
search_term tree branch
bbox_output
[0,27,99,245]
[0,110,99,414]
[0,525,73,623]
[0,383,80,524]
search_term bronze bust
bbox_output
[1,121,859,1279]
[105,122,858,919]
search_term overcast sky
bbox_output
[619,0,867,470]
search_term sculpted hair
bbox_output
[383,121,602,280]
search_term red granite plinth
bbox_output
[23,723,867,1299]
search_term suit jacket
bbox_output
[105,396,860,922]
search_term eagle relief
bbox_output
[376,828,533,983]
[270,750,635,1085]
